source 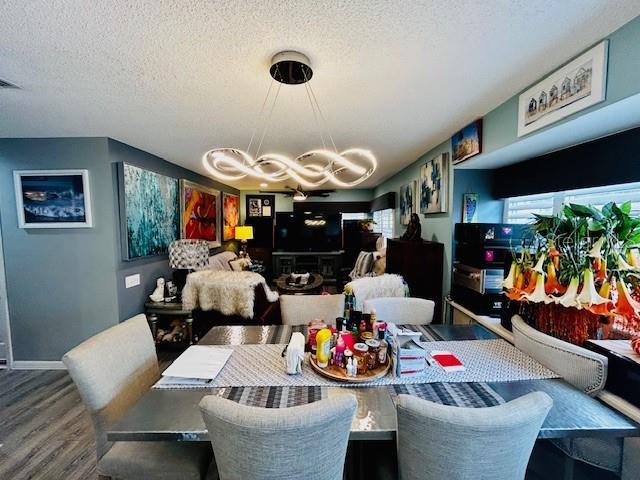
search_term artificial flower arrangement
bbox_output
[502,202,640,351]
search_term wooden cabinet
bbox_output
[386,238,444,323]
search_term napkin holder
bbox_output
[285,332,305,375]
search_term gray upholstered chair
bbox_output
[63,314,213,479]
[280,293,345,325]
[396,391,553,480]
[511,315,624,476]
[199,393,357,480]
[363,297,435,325]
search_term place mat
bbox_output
[389,382,505,408]
[153,339,558,390]
[209,386,327,408]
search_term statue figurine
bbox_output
[149,277,165,303]
[401,213,422,241]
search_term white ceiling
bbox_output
[1,1,639,190]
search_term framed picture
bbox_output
[246,194,275,218]
[451,119,482,164]
[419,152,449,214]
[399,181,416,225]
[518,40,608,137]
[180,180,221,248]
[13,169,92,228]
[119,163,179,260]
[222,192,240,241]
[462,193,479,223]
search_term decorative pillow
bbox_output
[351,251,375,279]
[229,257,252,272]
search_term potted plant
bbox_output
[503,202,640,351]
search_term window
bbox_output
[341,212,368,222]
[504,181,640,224]
[373,209,394,244]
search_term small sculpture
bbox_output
[400,213,422,241]
[149,277,165,302]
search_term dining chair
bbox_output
[396,391,553,480]
[280,293,345,325]
[62,314,213,480]
[363,297,435,325]
[199,393,357,480]
[511,315,624,477]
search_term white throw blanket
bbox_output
[182,270,279,319]
[346,273,407,310]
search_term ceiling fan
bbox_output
[259,185,335,201]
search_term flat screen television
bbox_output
[275,212,342,251]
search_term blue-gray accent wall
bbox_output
[0,137,239,361]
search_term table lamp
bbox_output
[169,239,210,294]
[235,225,254,257]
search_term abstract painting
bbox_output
[462,193,479,223]
[13,170,92,228]
[223,192,239,240]
[518,40,608,137]
[120,163,179,260]
[451,119,482,164]
[399,181,416,225]
[420,152,449,214]
[180,180,220,247]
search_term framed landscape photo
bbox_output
[222,192,240,240]
[419,152,449,214]
[451,119,482,164]
[517,40,608,137]
[13,169,93,228]
[180,179,221,248]
[119,163,179,260]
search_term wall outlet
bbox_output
[125,274,141,289]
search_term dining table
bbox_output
[108,323,640,443]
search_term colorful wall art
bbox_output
[451,119,482,164]
[462,193,479,223]
[419,152,449,214]
[399,181,416,225]
[180,180,221,247]
[120,163,179,259]
[13,169,92,228]
[223,192,240,240]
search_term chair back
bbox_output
[199,394,357,480]
[62,314,159,459]
[511,315,607,396]
[363,297,435,325]
[397,391,552,480]
[280,294,345,325]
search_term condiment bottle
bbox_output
[344,348,353,372]
[365,339,380,369]
[353,343,369,375]
[377,324,388,365]
[334,336,346,368]
[315,328,332,368]
[370,309,378,334]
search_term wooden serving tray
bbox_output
[309,355,391,383]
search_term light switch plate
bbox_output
[125,274,141,289]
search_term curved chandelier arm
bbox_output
[202,148,377,187]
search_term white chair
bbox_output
[363,297,435,325]
[280,294,344,325]
[199,394,357,480]
[511,315,624,476]
[63,314,213,479]
[396,391,553,480]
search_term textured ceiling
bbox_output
[1,1,639,189]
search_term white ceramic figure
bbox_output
[149,277,165,302]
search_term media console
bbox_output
[272,251,343,284]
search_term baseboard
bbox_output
[11,360,66,370]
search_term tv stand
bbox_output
[272,251,343,284]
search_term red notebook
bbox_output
[430,350,465,372]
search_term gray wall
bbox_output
[0,138,119,361]
[0,137,239,361]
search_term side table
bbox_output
[144,301,194,348]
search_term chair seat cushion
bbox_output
[98,441,213,480]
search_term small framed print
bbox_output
[246,194,275,218]
[462,193,479,223]
[14,169,93,228]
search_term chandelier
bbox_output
[202,51,377,188]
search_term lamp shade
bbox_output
[235,226,254,241]
[169,239,209,270]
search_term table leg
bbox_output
[147,314,158,340]
[186,315,194,344]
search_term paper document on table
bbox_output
[161,345,233,380]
